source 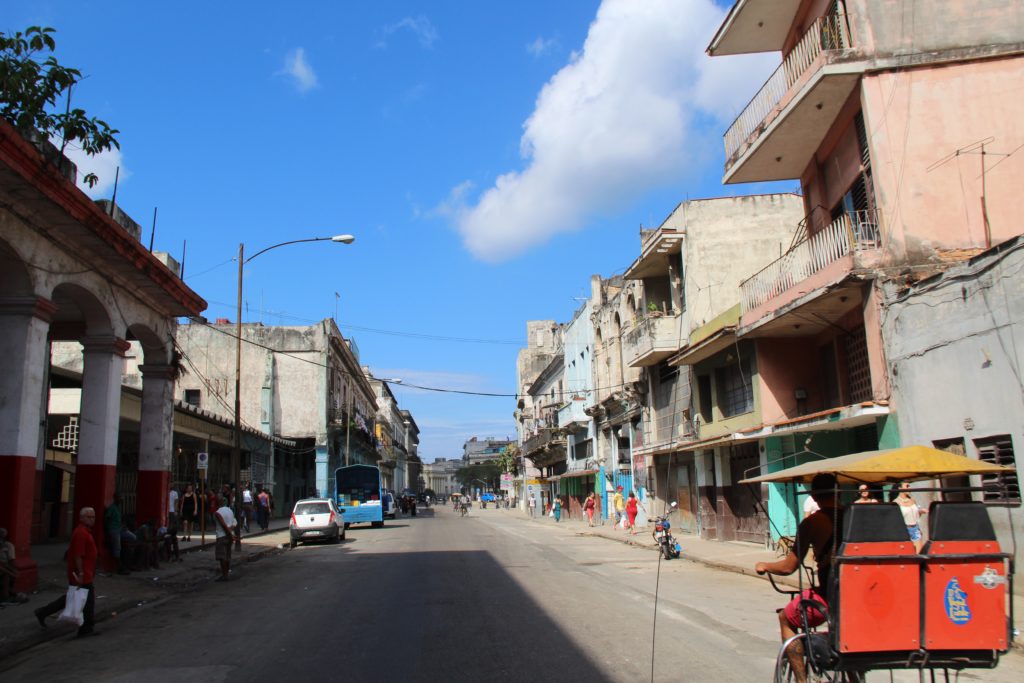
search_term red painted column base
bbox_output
[136,469,170,529]
[0,455,39,592]
[75,463,117,571]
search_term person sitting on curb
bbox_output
[0,527,19,603]
[214,495,237,582]
[104,493,135,575]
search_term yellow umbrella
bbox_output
[739,445,1014,485]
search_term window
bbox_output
[716,356,753,418]
[974,435,1020,506]
[184,389,201,407]
[697,375,713,424]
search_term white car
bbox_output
[382,491,398,520]
[289,498,345,547]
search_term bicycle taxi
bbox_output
[739,445,1017,682]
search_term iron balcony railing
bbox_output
[724,12,852,163]
[740,208,881,313]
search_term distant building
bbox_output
[462,436,512,465]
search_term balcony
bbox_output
[739,209,881,325]
[524,427,566,457]
[721,12,862,184]
[622,313,685,367]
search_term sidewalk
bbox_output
[0,517,290,661]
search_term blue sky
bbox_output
[9,1,789,461]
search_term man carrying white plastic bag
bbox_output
[35,507,99,637]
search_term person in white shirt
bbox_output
[214,496,237,582]
[168,486,179,529]
[241,485,254,533]
[803,493,820,519]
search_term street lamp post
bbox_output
[233,234,354,549]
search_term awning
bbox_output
[550,468,599,482]
[668,326,737,366]
[739,445,1015,485]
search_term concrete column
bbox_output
[136,364,176,528]
[314,443,329,498]
[76,335,130,562]
[0,296,55,591]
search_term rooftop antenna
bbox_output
[109,166,120,214]
[149,207,158,252]
[180,240,186,280]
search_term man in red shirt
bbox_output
[34,507,99,637]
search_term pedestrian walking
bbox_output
[584,492,597,527]
[35,507,99,637]
[528,494,537,517]
[168,485,179,530]
[241,484,254,533]
[257,488,271,531]
[552,497,562,523]
[179,483,198,541]
[625,491,644,535]
[214,495,237,582]
[613,485,626,528]
[206,489,218,530]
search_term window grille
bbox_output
[716,357,753,418]
[845,327,871,403]
[974,435,1020,505]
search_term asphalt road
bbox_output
[3,506,1022,682]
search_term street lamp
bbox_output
[233,234,354,549]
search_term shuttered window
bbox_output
[974,435,1021,506]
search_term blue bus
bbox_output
[335,464,388,528]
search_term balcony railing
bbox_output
[740,209,880,313]
[524,427,565,456]
[622,313,684,366]
[724,13,852,162]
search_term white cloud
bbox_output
[449,0,777,262]
[61,142,126,198]
[281,48,319,92]
[526,36,558,58]
[379,16,439,49]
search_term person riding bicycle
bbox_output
[755,473,843,683]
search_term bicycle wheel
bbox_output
[774,634,845,683]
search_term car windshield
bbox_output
[295,502,331,515]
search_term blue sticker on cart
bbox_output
[944,577,971,625]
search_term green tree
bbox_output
[455,461,503,491]
[497,443,520,476]
[0,26,119,187]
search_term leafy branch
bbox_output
[0,26,120,187]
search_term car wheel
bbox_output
[344,522,350,530]
[372,520,383,528]
[332,527,341,543]
[340,528,346,541]
[289,539,297,549]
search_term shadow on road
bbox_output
[323,550,611,681]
